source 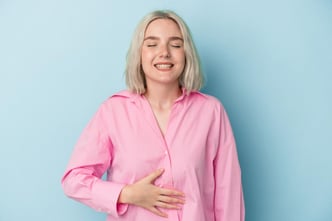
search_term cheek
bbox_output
[141,49,154,62]
[175,49,185,61]
[178,52,186,68]
[141,51,153,73]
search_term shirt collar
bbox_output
[111,90,138,103]
[111,88,208,104]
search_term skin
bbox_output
[141,18,185,90]
[118,18,186,218]
[142,18,185,135]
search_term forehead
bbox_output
[144,18,182,38]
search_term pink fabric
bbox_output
[61,89,245,221]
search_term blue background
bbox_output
[0,0,331,220]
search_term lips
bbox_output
[154,63,174,70]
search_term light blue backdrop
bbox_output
[1,0,331,220]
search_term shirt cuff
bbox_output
[92,179,128,217]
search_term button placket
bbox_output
[160,104,179,189]
[160,143,173,188]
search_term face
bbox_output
[141,18,185,88]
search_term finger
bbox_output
[142,168,164,183]
[158,195,185,204]
[149,206,168,218]
[155,201,181,210]
[160,188,185,197]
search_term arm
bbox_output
[61,103,127,217]
[214,108,245,221]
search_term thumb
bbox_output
[142,168,165,184]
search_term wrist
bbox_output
[118,185,132,204]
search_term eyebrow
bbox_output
[143,36,184,41]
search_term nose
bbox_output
[159,44,170,58]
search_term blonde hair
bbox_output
[125,10,204,94]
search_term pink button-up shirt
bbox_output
[61,90,245,221]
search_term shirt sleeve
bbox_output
[61,102,128,217]
[214,107,245,221]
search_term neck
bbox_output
[144,83,182,109]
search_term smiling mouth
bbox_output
[154,64,174,70]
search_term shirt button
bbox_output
[164,151,168,156]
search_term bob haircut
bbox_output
[125,10,204,94]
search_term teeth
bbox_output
[155,64,172,69]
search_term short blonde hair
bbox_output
[125,10,204,94]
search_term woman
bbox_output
[62,10,245,221]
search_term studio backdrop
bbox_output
[0,0,331,221]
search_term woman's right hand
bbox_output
[118,168,185,218]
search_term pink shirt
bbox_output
[61,90,245,221]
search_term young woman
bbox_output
[62,10,245,221]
